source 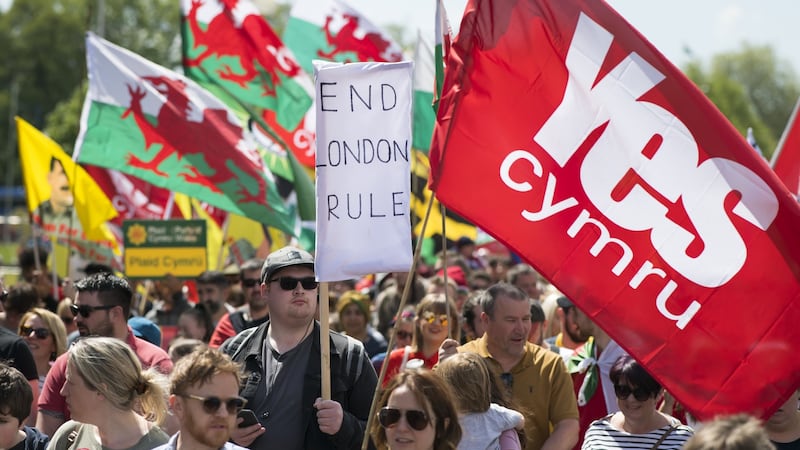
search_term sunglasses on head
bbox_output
[70,303,116,318]
[179,393,247,415]
[421,312,448,327]
[378,407,430,430]
[241,278,260,288]
[270,276,318,291]
[20,326,51,339]
[614,384,652,402]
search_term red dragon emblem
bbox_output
[318,12,402,63]
[121,75,268,206]
[183,0,301,96]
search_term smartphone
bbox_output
[237,409,260,428]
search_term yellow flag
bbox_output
[17,117,118,244]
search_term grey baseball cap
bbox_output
[260,246,315,283]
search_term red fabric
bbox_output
[429,0,800,420]
[381,347,439,387]
[572,371,609,450]
[437,265,467,286]
[772,97,800,197]
[208,312,236,349]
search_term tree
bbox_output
[683,44,800,159]
[0,0,180,187]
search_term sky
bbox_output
[345,0,800,73]
[1,0,796,72]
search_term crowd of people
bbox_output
[0,239,797,450]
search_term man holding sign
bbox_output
[222,246,377,449]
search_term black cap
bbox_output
[260,246,314,283]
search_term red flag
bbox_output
[771,97,800,199]
[430,0,800,420]
[84,165,181,225]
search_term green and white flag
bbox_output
[284,0,403,75]
[74,32,295,235]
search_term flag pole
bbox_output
[360,189,437,450]
[440,203,451,339]
[320,282,331,400]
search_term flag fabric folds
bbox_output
[429,0,800,419]
[771,96,800,199]
[285,0,403,75]
[17,117,120,266]
[180,0,317,169]
[75,32,295,236]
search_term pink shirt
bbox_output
[38,328,173,420]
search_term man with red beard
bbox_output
[155,346,247,450]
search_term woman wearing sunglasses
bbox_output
[18,308,67,391]
[47,337,170,450]
[381,294,461,387]
[371,369,462,450]
[582,355,694,449]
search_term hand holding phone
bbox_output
[237,409,259,428]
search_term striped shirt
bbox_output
[582,416,694,449]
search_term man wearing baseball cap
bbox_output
[221,246,377,450]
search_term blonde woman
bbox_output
[18,307,67,391]
[47,337,170,450]
[381,294,460,387]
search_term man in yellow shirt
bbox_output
[441,283,579,450]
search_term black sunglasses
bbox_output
[395,330,413,340]
[0,290,7,302]
[270,276,318,291]
[20,326,51,339]
[378,407,429,430]
[179,393,247,415]
[70,303,116,318]
[241,278,260,288]
[614,384,652,402]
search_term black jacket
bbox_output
[222,321,378,450]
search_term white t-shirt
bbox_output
[458,403,524,450]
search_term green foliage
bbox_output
[0,0,180,186]
[683,45,800,159]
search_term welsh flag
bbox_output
[84,165,182,224]
[180,0,317,169]
[771,96,800,199]
[430,0,800,419]
[17,117,120,268]
[75,32,295,236]
[284,0,403,75]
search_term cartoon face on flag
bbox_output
[429,0,800,420]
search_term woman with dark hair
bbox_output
[582,355,693,449]
[177,303,214,343]
[371,369,462,450]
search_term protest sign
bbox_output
[124,219,207,279]
[314,61,414,281]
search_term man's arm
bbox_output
[36,411,64,438]
[37,354,68,436]
[541,418,579,450]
